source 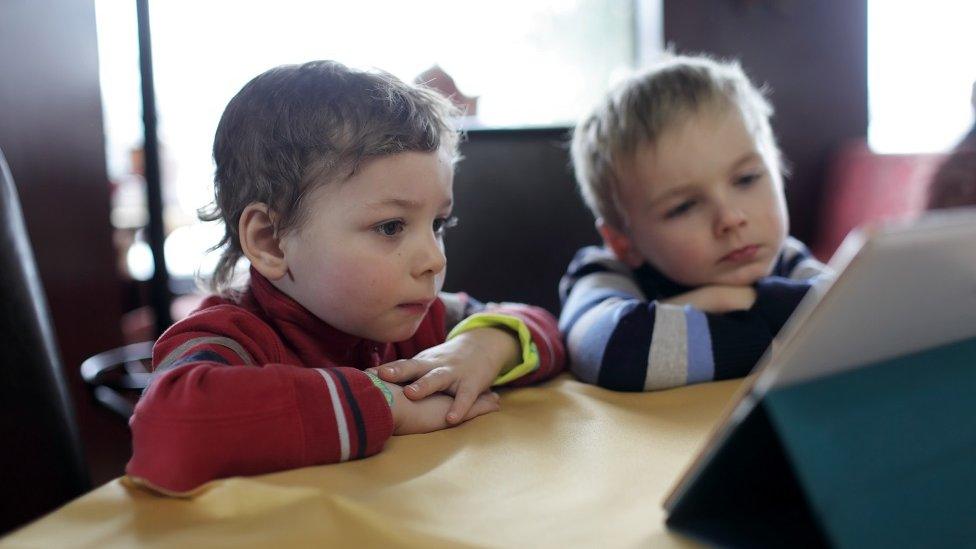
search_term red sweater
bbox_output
[126,271,565,494]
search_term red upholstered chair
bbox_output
[813,140,946,261]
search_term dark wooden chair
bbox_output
[0,147,90,534]
[80,341,152,419]
[446,128,600,313]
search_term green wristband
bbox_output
[447,313,540,386]
[363,370,394,407]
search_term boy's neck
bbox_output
[632,262,696,300]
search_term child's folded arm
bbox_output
[559,250,775,392]
[750,276,816,334]
[126,309,394,495]
[561,291,773,391]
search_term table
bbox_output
[2,376,742,548]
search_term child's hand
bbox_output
[385,381,501,435]
[662,285,757,313]
[374,327,520,425]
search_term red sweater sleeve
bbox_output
[487,303,567,387]
[126,306,394,494]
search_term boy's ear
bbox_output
[596,218,644,268]
[239,203,289,281]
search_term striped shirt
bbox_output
[559,237,829,391]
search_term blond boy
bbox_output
[561,55,828,391]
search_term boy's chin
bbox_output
[708,264,772,287]
[368,320,425,344]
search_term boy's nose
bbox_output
[412,232,447,278]
[714,204,748,237]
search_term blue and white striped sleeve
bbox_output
[777,237,832,280]
[751,237,834,334]
[559,247,772,392]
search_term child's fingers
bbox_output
[378,359,433,383]
[404,367,453,400]
[445,387,480,425]
[461,392,501,422]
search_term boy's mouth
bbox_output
[720,244,761,264]
[396,298,434,315]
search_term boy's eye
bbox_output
[375,220,405,237]
[735,172,762,187]
[433,215,458,235]
[665,200,696,219]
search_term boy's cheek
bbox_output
[765,208,790,245]
[665,235,711,266]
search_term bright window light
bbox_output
[95,0,648,280]
[868,0,976,153]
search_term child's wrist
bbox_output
[447,313,539,385]
[363,370,395,408]
[457,327,520,373]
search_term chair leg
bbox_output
[94,387,136,419]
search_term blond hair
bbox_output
[571,54,781,230]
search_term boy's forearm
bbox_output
[128,362,394,494]
[563,289,776,391]
[751,277,814,334]
[661,285,757,313]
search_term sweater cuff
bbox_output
[363,369,394,407]
[752,277,814,335]
[296,367,394,463]
[447,313,540,386]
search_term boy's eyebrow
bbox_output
[647,184,698,208]
[364,197,453,210]
[729,151,762,171]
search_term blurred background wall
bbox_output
[0,0,875,498]
[0,0,130,492]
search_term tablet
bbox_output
[664,207,976,512]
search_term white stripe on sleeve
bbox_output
[645,303,689,390]
[315,369,351,462]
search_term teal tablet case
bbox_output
[666,337,976,548]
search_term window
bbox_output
[868,0,976,153]
[95,0,654,282]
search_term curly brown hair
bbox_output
[200,60,459,293]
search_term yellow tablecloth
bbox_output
[3,376,742,548]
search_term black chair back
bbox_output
[446,128,600,313]
[0,147,90,534]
